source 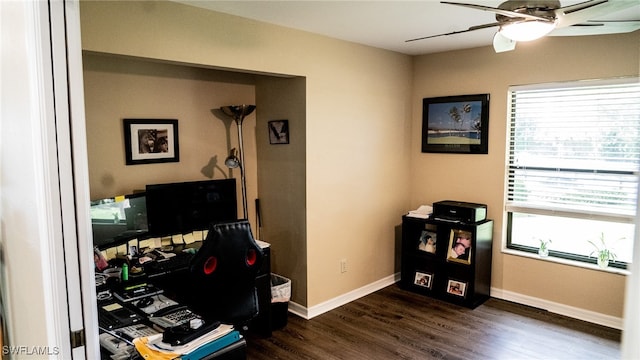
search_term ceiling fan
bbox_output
[406,0,640,52]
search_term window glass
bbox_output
[506,78,640,267]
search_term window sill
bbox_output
[501,248,630,276]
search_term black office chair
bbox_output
[188,220,264,329]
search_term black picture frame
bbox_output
[421,94,489,154]
[268,120,289,144]
[123,119,179,165]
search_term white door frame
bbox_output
[0,0,97,358]
[56,0,100,358]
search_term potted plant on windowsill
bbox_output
[588,233,618,269]
[538,238,552,258]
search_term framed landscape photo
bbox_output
[447,279,467,297]
[414,271,433,289]
[123,119,179,165]
[421,94,489,154]
[447,229,473,265]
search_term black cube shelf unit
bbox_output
[400,215,493,308]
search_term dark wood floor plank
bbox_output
[246,284,620,359]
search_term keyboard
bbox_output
[113,284,163,303]
[115,323,159,340]
[146,253,194,277]
[148,305,199,329]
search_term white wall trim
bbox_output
[289,273,401,320]
[286,273,622,331]
[490,287,623,330]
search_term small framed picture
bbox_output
[268,120,289,144]
[123,119,179,165]
[417,230,437,254]
[447,229,473,265]
[414,271,433,289]
[447,279,467,297]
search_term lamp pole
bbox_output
[220,105,256,220]
[235,115,248,220]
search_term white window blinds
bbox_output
[506,78,640,220]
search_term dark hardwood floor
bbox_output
[245,284,620,360]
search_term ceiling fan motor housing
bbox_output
[496,0,560,23]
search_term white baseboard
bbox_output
[285,274,622,330]
[288,273,401,320]
[490,287,623,330]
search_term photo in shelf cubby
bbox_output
[414,271,433,289]
[417,229,437,254]
[447,279,467,297]
[447,229,473,265]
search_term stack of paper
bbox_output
[133,324,240,360]
[407,205,433,219]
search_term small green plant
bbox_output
[537,238,552,257]
[539,238,552,252]
[588,233,618,267]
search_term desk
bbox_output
[97,242,272,358]
[136,243,272,336]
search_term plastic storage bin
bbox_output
[270,274,291,329]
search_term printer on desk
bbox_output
[432,200,487,224]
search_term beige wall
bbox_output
[412,33,639,318]
[80,1,413,308]
[80,0,637,319]
[255,76,308,304]
[83,54,257,202]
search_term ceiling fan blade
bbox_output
[493,32,517,52]
[555,0,638,28]
[549,20,640,36]
[441,1,551,21]
[405,22,500,42]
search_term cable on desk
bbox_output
[97,290,112,301]
[95,273,107,287]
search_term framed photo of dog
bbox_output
[123,119,179,165]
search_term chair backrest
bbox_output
[188,220,264,327]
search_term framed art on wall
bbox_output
[268,120,289,144]
[123,119,179,165]
[421,94,489,154]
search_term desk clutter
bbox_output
[97,287,242,360]
[92,181,278,358]
[96,270,247,359]
[94,220,275,359]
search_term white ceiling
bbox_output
[175,0,640,55]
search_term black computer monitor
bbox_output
[90,192,148,249]
[145,179,237,237]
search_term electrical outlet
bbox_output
[340,259,347,273]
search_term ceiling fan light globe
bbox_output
[500,20,556,42]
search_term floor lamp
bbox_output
[220,105,256,220]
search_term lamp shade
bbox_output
[220,105,256,121]
[499,20,556,42]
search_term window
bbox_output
[506,78,640,268]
